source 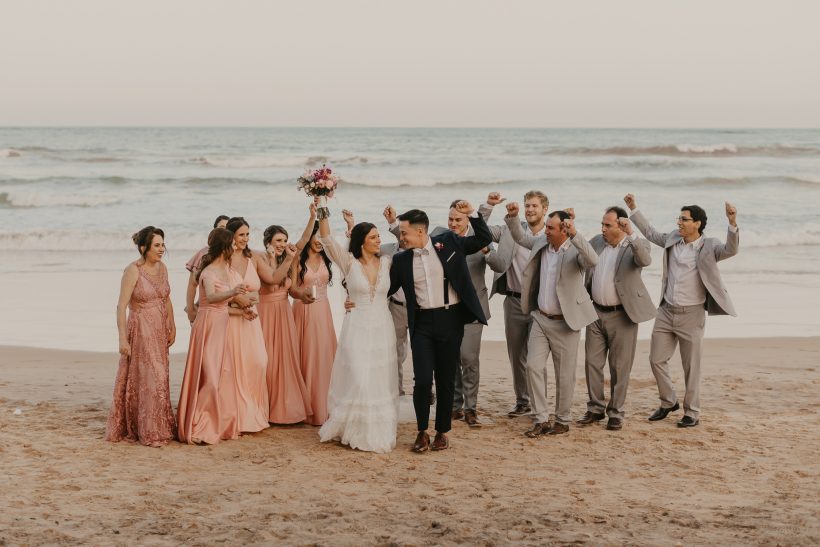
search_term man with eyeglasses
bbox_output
[624,194,739,428]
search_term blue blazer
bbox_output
[389,215,492,336]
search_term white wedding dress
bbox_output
[317,235,399,453]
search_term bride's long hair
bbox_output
[298,221,333,287]
[349,222,377,259]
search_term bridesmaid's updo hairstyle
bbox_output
[225,217,253,258]
[196,228,234,281]
[349,222,377,259]
[263,225,289,266]
[132,226,165,258]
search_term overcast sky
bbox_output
[1,1,818,127]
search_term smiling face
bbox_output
[233,224,250,251]
[269,232,288,256]
[545,214,567,248]
[399,221,426,249]
[447,207,469,235]
[524,196,547,227]
[362,227,382,255]
[142,234,165,262]
[677,209,701,239]
[309,233,324,254]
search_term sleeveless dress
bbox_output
[317,236,399,453]
[258,274,312,424]
[225,259,270,433]
[105,263,176,447]
[177,269,240,444]
[292,258,337,426]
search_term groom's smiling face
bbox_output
[399,221,427,249]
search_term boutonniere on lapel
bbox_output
[434,242,444,252]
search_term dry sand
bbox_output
[1,337,818,545]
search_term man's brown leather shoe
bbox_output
[452,409,464,421]
[464,410,481,428]
[576,411,605,425]
[431,432,449,451]
[412,431,430,453]
[547,422,569,435]
[524,422,550,438]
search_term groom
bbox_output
[389,201,492,452]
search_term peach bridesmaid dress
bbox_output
[292,260,337,426]
[258,276,312,424]
[105,263,176,447]
[225,260,270,433]
[177,269,239,444]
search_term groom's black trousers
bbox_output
[410,304,464,433]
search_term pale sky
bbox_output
[1,0,818,127]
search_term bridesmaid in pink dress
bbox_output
[258,207,317,423]
[291,221,338,426]
[224,217,286,433]
[106,226,176,447]
[184,215,230,325]
[177,228,247,444]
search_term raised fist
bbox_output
[506,202,520,217]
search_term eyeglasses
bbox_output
[676,216,694,223]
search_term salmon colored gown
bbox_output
[292,260,337,426]
[105,263,176,447]
[225,259,270,433]
[177,269,239,444]
[258,275,312,424]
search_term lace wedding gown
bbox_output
[317,234,399,453]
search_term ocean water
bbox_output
[1,127,818,350]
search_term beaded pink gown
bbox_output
[105,263,176,447]
[225,260,270,433]
[258,276,312,424]
[177,269,239,444]
[292,260,337,426]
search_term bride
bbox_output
[316,208,399,453]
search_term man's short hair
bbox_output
[605,206,629,220]
[448,199,464,209]
[548,210,570,222]
[524,190,549,208]
[398,209,429,230]
[682,205,707,235]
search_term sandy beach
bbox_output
[1,337,818,545]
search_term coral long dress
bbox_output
[258,275,312,424]
[105,263,176,447]
[225,260,270,433]
[177,269,239,444]
[292,260,337,426]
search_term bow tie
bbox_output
[413,248,430,256]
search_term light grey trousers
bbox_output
[389,298,409,394]
[527,312,580,425]
[453,322,483,412]
[504,295,532,406]
[584,308,638,419]
[649,302,706,419]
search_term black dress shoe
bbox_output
[606,417,623,431]
[508,403,531,417]
[677,416,699,428]
[576,411,605,425]
[648,402,680,421]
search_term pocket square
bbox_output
[446,252,456,262]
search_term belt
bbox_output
[537,310,564,321]
[389,297,405,307]
[505,290,522,298]
[594,302,624,313]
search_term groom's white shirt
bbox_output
[413,237,460,309]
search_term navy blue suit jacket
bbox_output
[389,215,492,336]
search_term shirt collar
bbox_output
[548,238,572,254]
[679,235,704,250]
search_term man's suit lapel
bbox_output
[614,244,628,277]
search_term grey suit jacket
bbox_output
[505,216,599,332]
[630,209,739,316]
[586,234,656,324]
[478,202,523,297]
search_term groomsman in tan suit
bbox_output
[625,194,739,427]
[505,203,598,436]
[575,206,656,431]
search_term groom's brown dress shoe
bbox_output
[524,422,550,438]
[412,431,430,453]
[547,422,569,435]
[648,402,680,421]
[576,411,605,425]
[431,432,449,451]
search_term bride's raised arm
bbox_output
[317,207,353,275]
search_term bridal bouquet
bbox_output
[297,165,339,219]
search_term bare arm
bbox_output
[202,270,244,303]
[165,294,176,348]
[294,203,318,251]
[185,270,198,323]
[116,264,140,356]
